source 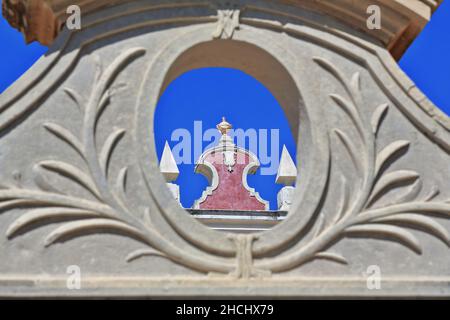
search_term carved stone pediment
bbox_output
[0,0,449,298]
[2,0,443,59]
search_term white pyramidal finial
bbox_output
[275,145,297,186]
[160,141,179,182]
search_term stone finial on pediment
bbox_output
[160,141,179,182]
[160,141,181,203]
[276,145,297,186]
[276,145,297,211]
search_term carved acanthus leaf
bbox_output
[256,58,450,271]
[1,52,449,279]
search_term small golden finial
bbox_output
[216,116,232,136]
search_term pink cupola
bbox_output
[193,117,269,211]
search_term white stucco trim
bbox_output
[193,145,269,210]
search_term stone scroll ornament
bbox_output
[0,47,449,279]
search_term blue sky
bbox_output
[1,4,449,209]
[155,68,295,209]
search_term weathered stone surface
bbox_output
[0,0,449,298]
[166,182,180,204]
[2,0,444,59]
[277,186,295,211]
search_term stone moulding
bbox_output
[0,0,449,298]
[1,0,444,59]
[1,1,449,143]
[1,277,450,298]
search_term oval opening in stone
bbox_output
[155,67,297,233]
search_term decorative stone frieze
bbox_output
[0,0,448,298]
